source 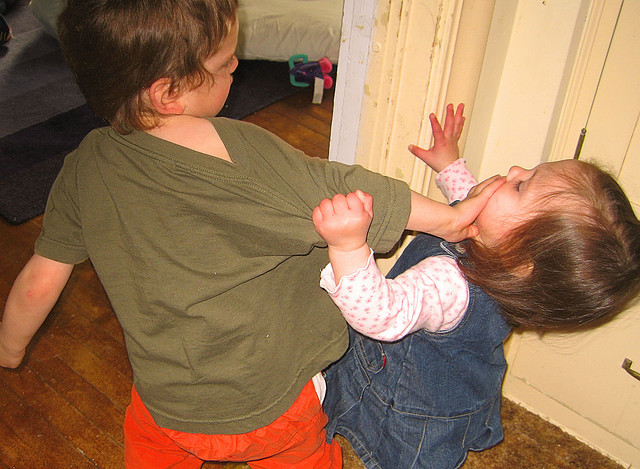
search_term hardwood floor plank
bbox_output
[243,112,329,159]
[27,322,132,410]
[268,89,334,139]
[242,88,332,160]
[0,365,123,468]
[51,300,132,379]
[0,223,39,276]
[0,419,50,468]
[28,356,126,443]
[0,378,99,468]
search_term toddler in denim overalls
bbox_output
[312,104,640,468]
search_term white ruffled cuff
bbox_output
[435,159,476,203]
[319,248,376,295]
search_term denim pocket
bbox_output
[354,333,386,375]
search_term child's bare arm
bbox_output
[313,190,374,281]
[407,176,503,241]
[0,254,73,368]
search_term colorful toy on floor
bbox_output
[0,0,17,46]
[0,14,11,46]
[288,54,333,89]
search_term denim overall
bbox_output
[324,233,512,469]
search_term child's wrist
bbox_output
[430,205,466,242]
[328,243,372,279]
[438,158,464,173]
[0,334,25,368]
[327,241,369,256]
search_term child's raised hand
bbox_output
[313,190,373,253]
[408,103,465,172]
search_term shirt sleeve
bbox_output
[35,150,88,264]
[435,159,478,203]
[319,250,469,341]
[231,120,412,255]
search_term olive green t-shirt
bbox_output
[36,118,411,434]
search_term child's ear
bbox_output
[148,78,185,115]
[467,224,480,240]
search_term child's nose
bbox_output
[505,166,526,181]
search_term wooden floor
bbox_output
[0,86,623,468]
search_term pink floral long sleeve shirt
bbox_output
[319,159,478,341]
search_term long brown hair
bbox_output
[58,0,238,133]
[460,160,640,328]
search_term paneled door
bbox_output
[503,0,640,466]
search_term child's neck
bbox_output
[145,115,232,162]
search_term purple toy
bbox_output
[289,54,333,89]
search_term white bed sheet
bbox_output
[236,0,343,63]
[29,0,343,63]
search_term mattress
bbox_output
[236,0,343,63]
[30,0,343,62]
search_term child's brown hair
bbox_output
[58,0,238,134]
[460,160,640,328]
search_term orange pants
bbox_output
[124,381,342,468]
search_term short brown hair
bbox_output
[58,0,238,133]
[460,160,640,329]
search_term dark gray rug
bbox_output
[0,1,300,224]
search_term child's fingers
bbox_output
[463,176,505,209]
[352,190,374,218]
[352,189,368,205]
[442,104,455,136]
[447,176,504,242]
[429,112,445,140]
[408,144,427,155]
[468,174,504,198]
[444,103,464,138]
[315,197,335,216]
[453,103,465,138]
[345,191,368,214]
[408,144,434,165]
[311,207,329,240]
[316,192,368,221]
[328,193,348,214]
[360,191,374,216]
[313,196,342,226]
[467,176,505,206]
[312,205,325,227]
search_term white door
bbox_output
[503,0,640,466]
